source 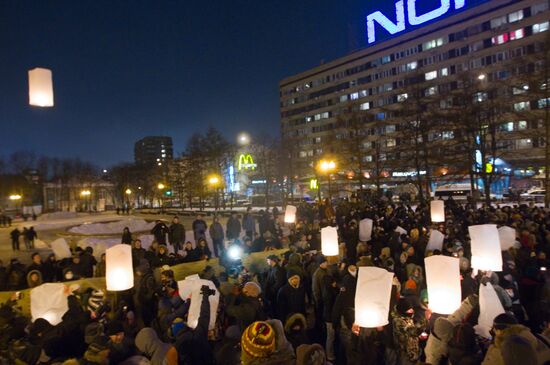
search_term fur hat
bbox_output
[242,281,262,298]
[241,321,276,359]
[296,343,327,365]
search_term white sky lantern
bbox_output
[475,282,505,338]
[178,276,219,330]
[51,238,72,260]
[426,229,445,252]
[498,226,517,251]
[28,67,54,107]
[425,255,461,314]
[355,266,393,328]
[430,200,445,223]
[469,224,503,272]
[106,244,134,291]
[321,226,339,256]
[284,205,297,224]
[359,218,373,242]
[31,283,68,325]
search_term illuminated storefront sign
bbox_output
[310,179,319,189]
[392,170,426,177]
[238,154,257,171]
[367,0,467,44]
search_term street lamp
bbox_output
[157,183,165,212]
[80,190,91,212]
[125,188,132,195]
[318,159,337,200]
[9,194,22,201]
[157,183,165,190]
[207,174,222,211]
[237,132,251,146]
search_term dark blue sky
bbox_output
[0,0,487,167]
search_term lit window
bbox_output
[490,15,507,29]
[321,112,329,119]
[397,93,408,102]
[406,61,417,71]
[381,55,391,64]
[508,10,523,23]
[350,92,359,100]
[492,33,509,45]
[533,21,549,33]
[386,139,396,147]
[306,116,313,122]
[474,92,488,102]
[440,67,448,77]
[161,149,165,153]
[314,114,321,121]
[162,154,166,158]
[376,112,386,120]
[503,122,514,132]
[517,139,532,148]
[423,37,444,50]
[514,101,530,111]
[442,131,454,140]
[538,98,550,108]
[426,86,437,96]
[359,90,368,97]
[510,29,524,40]
[340,95,348,102]
[363,155,373,162]
[425,70,437,80]
[518,121,528,130]
[299,151,307,158]
[360,102,370,110]
[386,125,396,133]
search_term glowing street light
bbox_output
[477,73,486,80]
[157,183,165,190]
[237,132,250,146]
[9,194,22,200]
[208,176,220,186]
[125,188,132,195]
[80,190,91,196]
[207,174,222,210]
[318,159,337,200]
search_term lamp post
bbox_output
[80,190,91,212]
[9,194,22,216]
[157,183,165,213]
[208,175,221,211]
[318,159,337,201]
[125,189,132,213]
[237,132,251,146]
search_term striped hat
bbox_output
[241,321,276,358]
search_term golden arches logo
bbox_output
[310,179,318,189]
[238,154,257,171]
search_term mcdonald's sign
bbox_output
[310,179,318,190]
[238,154,257,171]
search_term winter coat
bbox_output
[264,264,286,303]
[312,267,328,305]
[284,313,309,350]
[175,291,212,365]
[241,319,295,365]
[192,219,207,237]
[391,312,425,362]
[26,270,43,288]
[209,222,224,241]
[243,214,256,234]
[481,324,550,365]
[122,230,133,245]
[135,327,178,365]
[277,282,306,321]
[169,223,185,245]
[95,261,106,278]
[151,223,169,245]
[331,273,357,329]
[225,293,265,331]
[226,217,242,240]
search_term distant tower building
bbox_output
[134,136,174,166]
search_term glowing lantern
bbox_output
[475,282,505,338]
[355,266,393,328]
[498,226,517,251]
[51,238,72,260]
[359,218,373,242]
[468,225,502,272]
[284,205,297,223]
[106,244,134,291]
[321,226,339,256]
[430,200,445,223]
[178,276,219,330]
[31,283,68,325]
[426,229,445,252]
[425,256,461,314]
[28,68,54,107]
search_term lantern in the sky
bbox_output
[28,67,54,107]
[469,224,503,272]
[355,266,393,328]
[284,205,297,224]
[359,218,373,242]
[321,226,339,256]
[31,283,68,325]
[425,255,461,314]
[430,200,445,223]
[106,244,134,291]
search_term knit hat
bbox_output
[493,313,518,330]
[396,298,413,316]
[241,321,276,358]
[105,320,124,336]
[87,289,105,312]
[287,268,302,280]
[296,343,327,365]
[242,281,262,298]
[316,255,327,265]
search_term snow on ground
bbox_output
[38,212,80,221]
[68,218,155,235]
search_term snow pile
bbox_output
[39,212,79,221]
[77,234,171,259]
[68,218,155,235]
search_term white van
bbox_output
[433,184,474,200]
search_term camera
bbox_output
[200,285,216,297]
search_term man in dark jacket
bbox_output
[192,214,207,243]
[264,255,286,315]
[151,220,169,245]
[10,228,20,251]
[26,227,38,249]
[225,281,265,331]
[169,216,185,253]
[277,270,306,322]
[80,247,97,278]
[27,252,44,276]
[226,212,242,240]
[209,215,225,258]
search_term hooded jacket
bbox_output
[135,327,177,365]
[241,319,295,365]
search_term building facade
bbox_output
[280,0,550,197]
[134,136,174,166]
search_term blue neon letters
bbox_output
[367,0,466,43]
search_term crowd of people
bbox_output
[0,198,549,365]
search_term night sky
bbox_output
[0,0,487,167]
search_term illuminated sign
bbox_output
[251,180,267,184]
[238,154,257,171]
[310,179,319,189]
[392,170,426,177]
[367,0,466,44]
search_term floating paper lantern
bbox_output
[51,238,72,260]
[31,283,68,325]
[284,205,297,223]
[28,68,54,107]
[469,224,502,272]
[498,226,517,251]
[426,229,445,252]
[321,226,339,256]
[178,276,219,330]
[106,244,134,291]
[355,266,393,328]
[359,218,373,242]
[475,282,505,338]
[425,255,461,314]
[430,200,445,223]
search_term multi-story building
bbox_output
[280,0,550,197]
[134,136,174,167]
